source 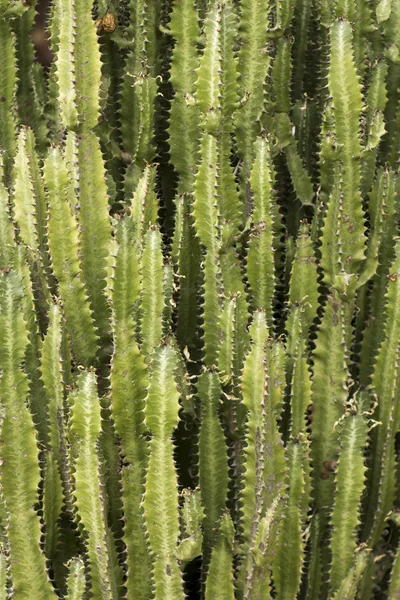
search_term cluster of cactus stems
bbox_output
[0,0,400,598]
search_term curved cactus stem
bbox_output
[218,1,242,239]
[74,0,102,129]
[272,38,292,114]
[329,409,368,593]
[143,345,185,600]
[361,61,389,196]
[202,250,222,368]
[287,222,319,333]
[145,346,179,441]
[177,488,205,566]
[174,194,201,351]
[193,134,220,253]
[13,7,48,152]
[273,112,315,206]
[311,291,349,512]
[98,402,123,545]
[327,19,366,276]
[320,166,346,288]
[243,495,282,600]
[304,513,323,600]
[0,271,56,600]
[0,545,7,600]
[195,2,222,134]
[359,173,398,386]
[198,372,229,561]
[128,164,158,242]
[120,0,159,194]
[266,339,287,416]
[63,131,79,209]
[0,18,16,175]
[69,370,121,599]
[312,102,336,241]
[65,557,86,600]
[309,288,354,595]
[43,146,98,366]
[0,162,14,269]
[218,296,238,387]
[163,262,174,336]
[388,541,400,599]
[363,242,400,545]
[237,312,285,597]
[246,137,278,326]
[123,73,158,195]
[47,0,63,138]
[292,0,313,99]
[274,440,310,600]
[235,0,271,182]
[289,317,312,439]
[358,169,396,288]
[56,0,78,129]
[12,127,40,251]
[168,0,201,349]
[139,228,165,359]
[204,512,235,600]
[382,0,400,158]
[168,0,200,194]
[12,245,48,444]
[218,136,242,242]
[238,311,268,559]
[284,137,315,206]
[219,0,239,127]
[220,246,250,391]
[77,132,112,349]
[193,133,222,366]
[291,98,317,173]
[12,128,51,326]
[43,451,63,560]
[120,0,158,190]
[23,128,50,271]
[352,0,374,74]
[329,549,370,600]
[274,0,294,32]
[110,217,151,600]
[112,217,141,326]
[41,302,64,468]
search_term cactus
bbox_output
[0,0,398,598]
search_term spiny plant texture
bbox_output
[0,0,399,598]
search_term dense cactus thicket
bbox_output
[0,0,399,598]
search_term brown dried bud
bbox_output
[102,13,116,33]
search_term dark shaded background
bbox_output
[32,0,51,67]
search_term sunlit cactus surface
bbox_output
[0,0,399,598]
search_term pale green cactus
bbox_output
[0,546,7,600]
[69,370,121,599]
[0,1,398,598]
[64,557,86,600]
[0,271,55,600]
[143,344,185,600]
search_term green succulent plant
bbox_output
[0,0,398,598]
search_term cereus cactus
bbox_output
[0,0,399,598]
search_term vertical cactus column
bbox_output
[0,271,56,600]
[143,345,185,600]
[69,371,121,599]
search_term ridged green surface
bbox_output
[0,1,397,598]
